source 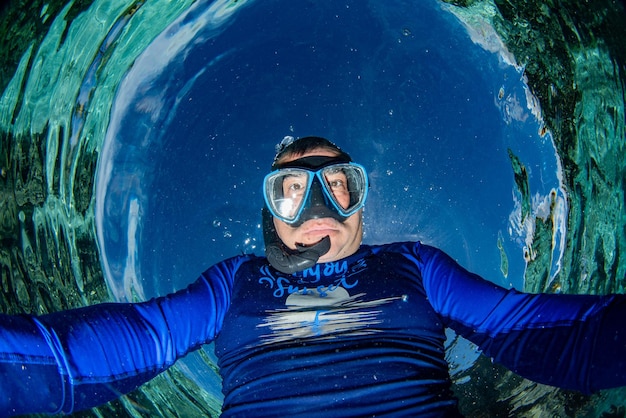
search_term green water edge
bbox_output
[1,0,625,416]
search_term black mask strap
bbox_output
[262,208,331,274]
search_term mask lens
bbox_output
[264,169,312,222]
[320,164,368,215]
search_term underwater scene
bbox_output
[0,0,624,416]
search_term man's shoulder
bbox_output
[206,253,267,276]
[220,252,265,267]
[364,240,422,255]
[363,241,446,264]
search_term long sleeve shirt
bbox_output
[1,242,625,417]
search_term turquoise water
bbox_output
[1,0,624,416]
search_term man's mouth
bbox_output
[296,236,329,248]
[300,223,339,235]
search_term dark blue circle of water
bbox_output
[100,0,560,297]
[97,0,560,393]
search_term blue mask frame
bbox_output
[263,161,369,226]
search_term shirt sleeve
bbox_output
[413,243,626,394]
[0,255,247,416]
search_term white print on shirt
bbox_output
[257,287,402,346]
[257,258,369,298]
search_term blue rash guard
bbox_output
[1,242,625,417]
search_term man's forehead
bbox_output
[275,154,351,170]
[277,148,340,163]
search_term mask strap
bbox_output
[262,208,331,274]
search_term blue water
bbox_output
[96,0,562,397]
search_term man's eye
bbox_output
[329,179,346,189]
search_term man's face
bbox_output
[273,149,364,263]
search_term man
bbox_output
[1,136,625,417]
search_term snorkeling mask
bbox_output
[263,156,368,226]
[262,145,369,274]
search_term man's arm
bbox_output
[0,256,246,416]
[415,243,626,394]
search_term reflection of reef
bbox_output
[0,0,625,417]
[0,0,95,95]
[444,0,626,415]
[489,0,626,297]
[522,191,557,294]
[507,147,558,294]
[496,231,508,278]
[0,0,220,415]
[0,127,107,314]
[507,149,531,225]
[453,354,609,418]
